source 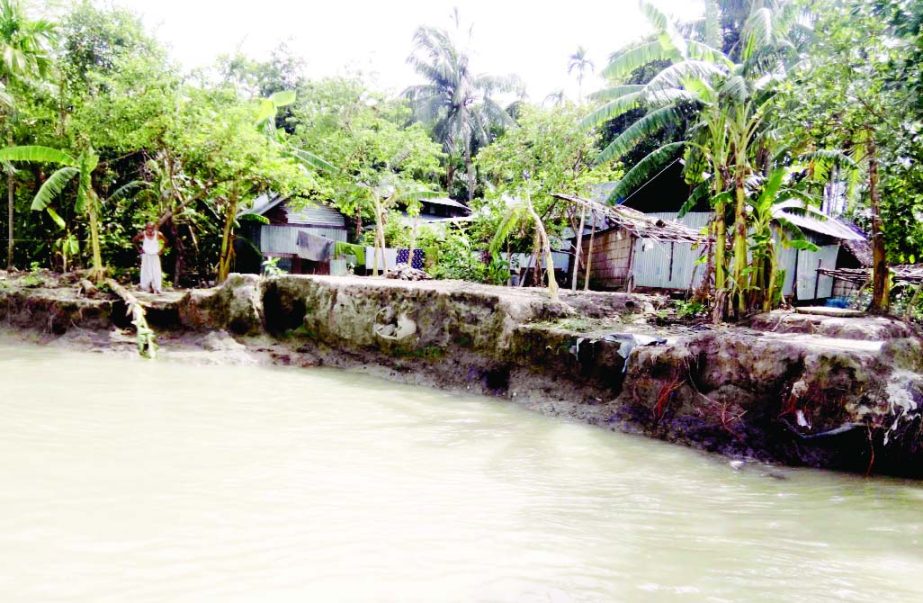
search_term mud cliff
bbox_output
[2,271,922,477]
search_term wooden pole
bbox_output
[571,205,586,291]
[584,210,597,291]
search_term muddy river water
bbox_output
[1,340,922,602]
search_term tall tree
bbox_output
[567,46,594,102]
[403,21,520,202]
[0,0,54,270]
[773,0,921,313]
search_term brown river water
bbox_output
[1,340,922,602]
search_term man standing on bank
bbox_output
[132,222,166,294]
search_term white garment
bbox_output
[140,234,162,293]
[142,233,161,254]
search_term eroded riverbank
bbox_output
[2,270,922,477]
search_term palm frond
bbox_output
[741,7,774,63]
[107,180,147,203]
[595,106,684,165]
[0,145,76,166]
[680,182,710,218]
[579,91,644,129]
[719,75,749,103]
[476,73,523,97]
[606,142,684,203]
[489,201,529,255]
[587,84,644,102]
[774,216,817,251]
[639,0,687,58]
[645,60,726,93]
[602,41,678,82]
[800,149,858,170]
[287,147,337,173]
[685,40,733,67]
[30,166,79,211]
[45,207,66,230]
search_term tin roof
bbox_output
[771,201,866,242]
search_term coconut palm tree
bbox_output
[0,145,108,282]
[403,24,520,202]
[582,0,805,316]
[0,0,55,270]
[567,46,594,102]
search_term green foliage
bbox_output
[477,104,618,250]
[261,256,285,277]
[291,76,444,223]
[0,0,919,308]
[420,226,485,281]
[674,299,706,319]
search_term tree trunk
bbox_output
[446,162,455,193]
[6,170,13,271]
[465,144,475,203]
[712,198,729,323]
[868,136,890,313]
[162,217,185,286]
[527,199,558,301]
[107,278,156,359]
[571,206,586,291]
[763,241,777,312]
[217,192,239,283]
[5,88,13,271]
[86,191,105,283]
[584,211,596,291]
[372,198,385,277]
[731,169,748,316]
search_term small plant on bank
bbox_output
[262,257,285,277]
[675,299,707,320]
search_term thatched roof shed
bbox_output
[552,193,704,244]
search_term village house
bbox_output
[558,180,870,303]
[241,195,349,274]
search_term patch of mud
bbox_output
[749,310,918,340]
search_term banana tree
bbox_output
[0,145,106,281]
[583,0,806,317]
[490,192,560,301]
[746,167,817,311]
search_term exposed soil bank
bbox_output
[3,270,923,477]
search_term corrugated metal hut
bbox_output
[553,194,705,291]
[242,195,349,274]
[631,206,866,301]
[557,193,868,302]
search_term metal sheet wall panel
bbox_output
[286,202,347,227]
[794,244,839,300]
[631,238,706,290]
[260,225,347,255]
